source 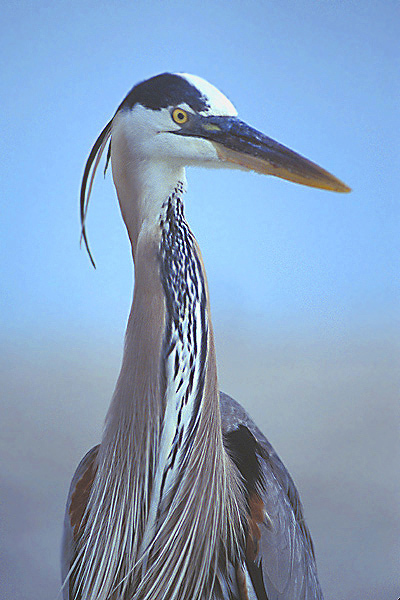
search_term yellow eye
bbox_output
[172,108,189,124]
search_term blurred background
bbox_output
[1,1,399,599]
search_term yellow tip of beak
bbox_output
[214,143,351,193]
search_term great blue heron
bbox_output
[62,73,350,600]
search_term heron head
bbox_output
[111,72,350,191]
[81,73,350,266]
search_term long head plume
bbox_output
[80,119,113,268]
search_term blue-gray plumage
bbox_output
[63,73,350,600]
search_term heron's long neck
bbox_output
[111,179,224,494]
[80,179,242,600]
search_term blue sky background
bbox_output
[1,2,399,599]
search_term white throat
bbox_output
[111,110,188,253]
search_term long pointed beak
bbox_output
[183,116,351,193]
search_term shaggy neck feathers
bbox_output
[73,180,243,600]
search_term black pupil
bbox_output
[177,112,185,120]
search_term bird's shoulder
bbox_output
[220,390,305,524]
[220,391,323,600]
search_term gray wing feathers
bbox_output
[258,462,323,599]
[219,392,323,600]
